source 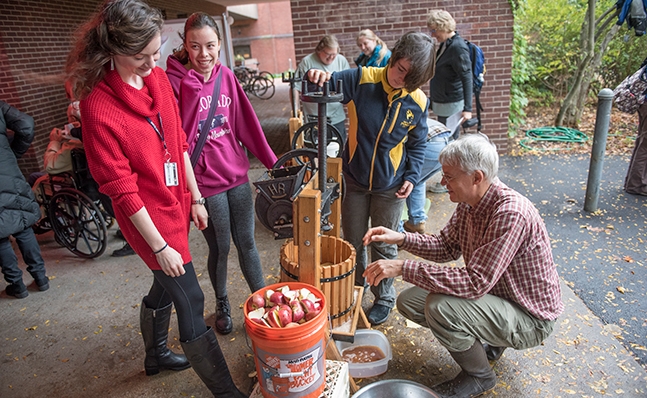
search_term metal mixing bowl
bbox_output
[351,379,440,398]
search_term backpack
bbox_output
[465,40,485,130]
[613,65,647,114]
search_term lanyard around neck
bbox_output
[145,113,171,162]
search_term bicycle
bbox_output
[234,65,275,100]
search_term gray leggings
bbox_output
[201,183,265,299]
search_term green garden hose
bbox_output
[519,126,588,150]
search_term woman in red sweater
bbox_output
[66,1,246,396]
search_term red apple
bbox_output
[267,309,282,328]
[283,289,297,303]
[248,293,265,311]
[305,308,321,321]
[291,301,305,323]
[247,307,266,321]
[277,306,292,327]
[300,298,315,313]
[269,291,285,306]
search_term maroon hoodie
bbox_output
[166,55,277,197]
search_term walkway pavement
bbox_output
[1,79,646,397]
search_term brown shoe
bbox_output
[403,220,425,234]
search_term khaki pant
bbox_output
[397,286,555,352]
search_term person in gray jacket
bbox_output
[0,100,49,298]
[427,10,473,125]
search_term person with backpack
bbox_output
[426,10,473,126]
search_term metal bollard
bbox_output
[584,88,614,212]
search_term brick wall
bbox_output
[231,2,296,74]
[0,0,225,176]
[290,0,514,152]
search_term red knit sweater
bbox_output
[80,67,191,270]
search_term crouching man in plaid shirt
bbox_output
[362,133,564,398]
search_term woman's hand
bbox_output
[307,69,332,87]
[395,180,414,199]
[155,245,186,277]
[191,203,209,230]
[363,226,405,246]
[363,259,405,286]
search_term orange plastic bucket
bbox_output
[244,282,328,398]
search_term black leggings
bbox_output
[145,262,208,342]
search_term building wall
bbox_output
[0,0,225,175]
[289,0,514,152]
[231,2,296,74]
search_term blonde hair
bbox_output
[357,29,389,65]
[426,10,456,33]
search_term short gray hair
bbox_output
[438,133,498,181]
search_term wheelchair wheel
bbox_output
[291,122,344,164]
[48,188,108,258]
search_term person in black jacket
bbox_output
[0,100,49,299]
[427,10,473,125]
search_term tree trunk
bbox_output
[575,24,621,114]
[556,0,596,127]
[555,1,620,127]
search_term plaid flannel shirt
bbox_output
[400,180,564,321]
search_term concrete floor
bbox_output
[2,81,647,397]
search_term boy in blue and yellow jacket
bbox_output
[305,31,436,325]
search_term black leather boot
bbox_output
[181,327,247,398]
[432,340,497,397]
[482,343,506,361]
[215,296,233,335]
[140,299,191,376]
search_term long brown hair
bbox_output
[65,0,163,99]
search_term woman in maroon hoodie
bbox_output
[166,13,277,335]
[67,1,246,396]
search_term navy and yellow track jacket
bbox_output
[328,66,428,192]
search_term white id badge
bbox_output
[164,162,179,186]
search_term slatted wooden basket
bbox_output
[280,235,356,328]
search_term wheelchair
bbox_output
[32,148,112,258]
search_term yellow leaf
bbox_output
[617,286,627,294]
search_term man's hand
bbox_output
[395,180,414,199]
[364,259,405,286]
[462,111,472,122]
[363,226,405,246]
[307,69,331,87]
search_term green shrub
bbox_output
[514,0,645,109]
